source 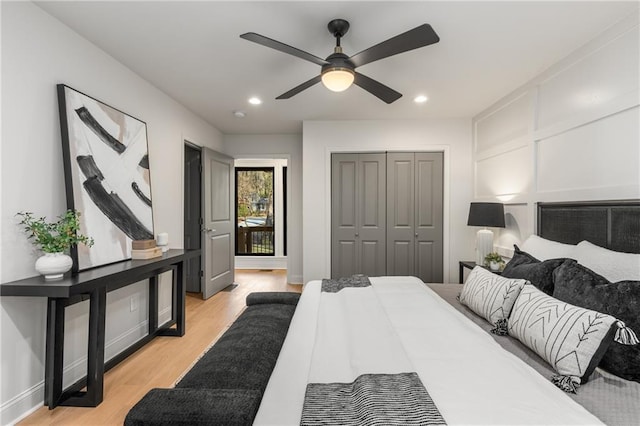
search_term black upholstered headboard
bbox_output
[537,201,640,254]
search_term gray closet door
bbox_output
[387,152,443,282]
[331,153,386,278]
[386,153,416,276]
[358,154,386,277]
[332,154,358,278]
[414,152,443,282]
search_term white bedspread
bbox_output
[254,277,604,425]
[309,281,415,383]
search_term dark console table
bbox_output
[0,249,200,409]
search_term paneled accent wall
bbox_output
[472,13,639,256]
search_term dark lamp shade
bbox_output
[467,202,505,228]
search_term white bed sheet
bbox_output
[254,277,603,425]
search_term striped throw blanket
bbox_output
[321,274,371,293]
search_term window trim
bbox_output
[234,167,275,256]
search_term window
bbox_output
[235,168,274,255]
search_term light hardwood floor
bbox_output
[19,269,302,425]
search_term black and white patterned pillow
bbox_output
[509,284,618,392]
[459,267,526,332]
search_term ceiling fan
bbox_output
[240,19,439,104]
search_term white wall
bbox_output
[302,119,473,284]
[223,134,303,284]
[0,3,223,424]
[472,12,639,255]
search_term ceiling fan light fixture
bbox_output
[321,67,355,92]
[241,19,439,103]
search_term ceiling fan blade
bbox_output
[240,32,328,66]
[276,75,322,99]
[349,24,439,68]
[353,72,402,104]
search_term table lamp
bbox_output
[467,202,505,265]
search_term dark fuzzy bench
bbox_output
[125,292,300,426]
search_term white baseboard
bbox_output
[158,305,173,327]
[1,309,173,425]
[61,321,149,388]
[0,381,43,426]
[234,256,287,270]
[288,274,303,285]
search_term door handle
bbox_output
[355,233,359,237]
[415,233,418,238]
[202,228,216,233]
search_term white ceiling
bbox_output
[35,1,638,135]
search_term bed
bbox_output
[254,201,640,426]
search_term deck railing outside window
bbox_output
[237,225,274,254]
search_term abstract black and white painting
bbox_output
[57,85,154,272]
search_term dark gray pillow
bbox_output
[553,259,640,383]
[501,245,566,295]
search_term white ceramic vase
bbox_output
[35,252,73,280]
[489,261,500,271]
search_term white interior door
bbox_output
[202,148,235,299]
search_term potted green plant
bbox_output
[16,209,94,280]
[484,252,504,272]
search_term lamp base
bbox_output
[476,229,494,266]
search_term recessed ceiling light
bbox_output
[414,95,428,104]
[248,97,262,105]
[233,111,246,118]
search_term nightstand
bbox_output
[458,261,502,284]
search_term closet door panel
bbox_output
[359,154,386,276]
[332,153,386,278]
[387,153,415,275]
[361,159,382,227]
[389,240,413,276]
[415,152,444,282]
[337,159,357,228]
[361,240,382,277]
[390,159,413,227]
[416,241,436,283]
[335,240,357,278]
[332,154,359,278]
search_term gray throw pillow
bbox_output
[553,259,640,383]
[502,245,566,295]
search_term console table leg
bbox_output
[45,298,65,408]
[149,276,158,334]
[171,266,177,324]
[86,287,106,406]
[176,261,185,336]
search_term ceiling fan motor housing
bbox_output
[322,52,355,76]
[321,52,355,92]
